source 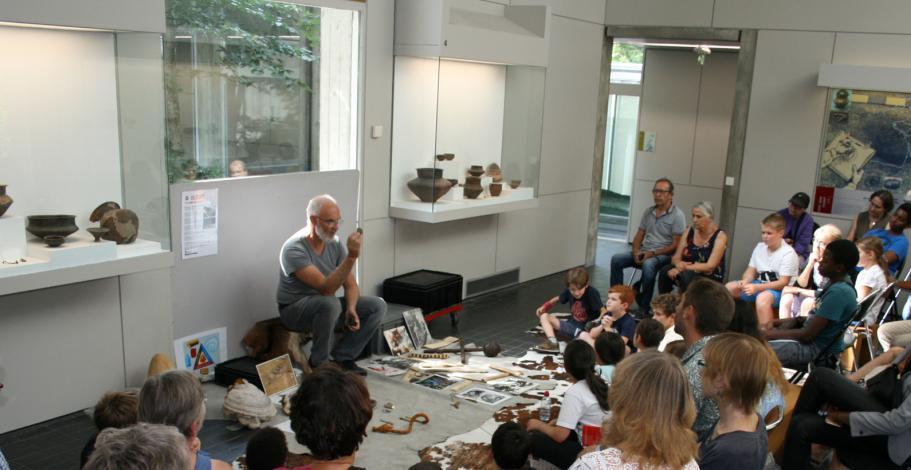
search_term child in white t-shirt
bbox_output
[526,340,609,469]
[726,213,799,329]
[856,236,889,322]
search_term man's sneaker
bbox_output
[335,360,368,376]
[533,340,560,353]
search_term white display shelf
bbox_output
[0,232,172,296]
[390,186,537,223]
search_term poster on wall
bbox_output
[181,188,218,259]
[173,327,227,382]
[814,88,911,216]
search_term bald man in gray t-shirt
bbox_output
[276,195,385,375]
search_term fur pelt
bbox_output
[241,318,311,373]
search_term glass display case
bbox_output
[0,23,170,283]
[389,56,545,223]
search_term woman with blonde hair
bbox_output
[570,351,698,470]
[778,223,842,319]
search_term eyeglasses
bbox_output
[652,189,670,195]
[319,217,343,226]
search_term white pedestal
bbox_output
[116,238,163,259]
[0,215,27,261]
[26,233,117,269]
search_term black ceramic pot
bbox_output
[0,184,12,217]
[407,168,452,203]
[463,176,483,199]
[26,215,79,239]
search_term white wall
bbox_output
[0,0,165,33]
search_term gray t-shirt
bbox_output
[276,230,348,305]
[698,416,768,470]
[639,204,686,252]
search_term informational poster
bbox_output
[181,188,218,259]
[815,88,911,216]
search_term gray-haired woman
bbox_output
[138,370,232,470]
[658,201,728,294]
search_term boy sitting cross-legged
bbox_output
[535,267,603,353]
[579,285,638,353]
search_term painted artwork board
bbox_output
[256,354,299,397]
[414,374,462,391]
[174,327,227,381]
[383,325,415,356]
[456,387,511,406]
[402,308,431,349]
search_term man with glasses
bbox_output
[276,194,385,375]
[610,178,686,316]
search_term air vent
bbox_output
[466,268,519,297]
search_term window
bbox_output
[164,0,359,183]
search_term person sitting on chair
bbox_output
[276,194,385,375]
[778,192,815,262]
[765,239,859,370]
[865,202,911,277]
[657,201,727,294]
[609,178,686,316]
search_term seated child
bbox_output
[526,340,609,470]
[766,239,859,370]
[80,390,139,468]
[594,332,625,384]
[699,333,770,469]
[579,285,637,352]
[535,267,603,353]
[491,422,532,470]
[634,318,664,351]
[726,213,799,329]
[651,293,683,351]
[664,340,688,359]
[245,427,288,470]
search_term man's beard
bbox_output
[315,224,339,243]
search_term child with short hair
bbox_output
[579,285,637,352]
[80,390,140,468]
[651,293,683,351]
[634,318,664,351]
[699,333,770,469]
[245,427,288,470]
[535,267,603,353]
[594,331,625,384]
[491,422,532,469]
[725,213,799,329]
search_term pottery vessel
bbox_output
[509,179,521,189]
[467,165,485,178]
[444,153,455,161]
[44,235,65,247]
[406,168,452,203]
[26,215,79,239]
[90,201,121,222]
[100,209,140,244]
[463,176,483,199]
[0,184,12,217]
[486,163,503,182]
[489,183,503,197]
[87,227,110,242]
[447,178,459,188]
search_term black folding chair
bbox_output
[788,288,883,384]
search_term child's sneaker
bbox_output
[533,340,560,353]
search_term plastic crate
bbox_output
[382,270,463,316]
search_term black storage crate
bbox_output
[214,356,263,390]
[383,270,463,315]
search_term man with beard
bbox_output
[277,194,385,375]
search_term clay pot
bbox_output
[87,227,110,242]
[489,183,503,197]
[0,184,12,217]
[447,178,459,187]
[100,209,140,244]
[486,163,503,182]
[467,165,485,178]
[26,215,79,239]
[44,235,65,247]
[435,153,455,161]
[463,176,483,199]
[406,168,452,203]
[509,179,521,189]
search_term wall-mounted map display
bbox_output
[815,89,911,216]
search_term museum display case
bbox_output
[0,22,171,290]
[388,0,550,223]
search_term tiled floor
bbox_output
[0,238,628,469]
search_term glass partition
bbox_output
[163,0,360,182]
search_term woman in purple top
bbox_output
[777,192,815,261]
